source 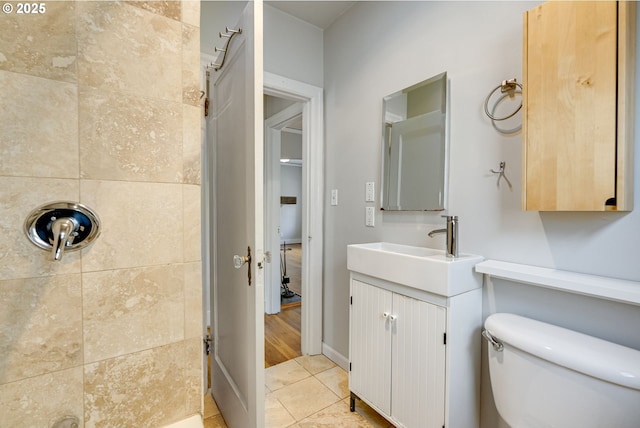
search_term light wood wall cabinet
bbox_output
[522,1,636,211]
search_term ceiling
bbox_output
[267,1,353,160]
[267,1,356,29]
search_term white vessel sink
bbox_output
[347,242,483,297]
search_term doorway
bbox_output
[202,71,324,385]
[263,72,324,359]
[264,98,304,367]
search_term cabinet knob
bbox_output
[382,312,390,318]
[389,314,397,321]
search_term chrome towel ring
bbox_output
[484,78,522,121]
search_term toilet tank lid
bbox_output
[485,313,640,390]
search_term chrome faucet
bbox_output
[428,215,459,258]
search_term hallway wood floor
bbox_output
[264,243,302,368]
[265,305,301,368]
[281,243,301,297]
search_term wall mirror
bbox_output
[381,72,448,211]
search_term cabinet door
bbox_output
[391,293,446,428]
[349,280,393,415]
[523,1,627,211]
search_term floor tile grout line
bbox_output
[269,394,298,426]
[286,378,343,423]
[206,356,356,427]
[293,394,353,425]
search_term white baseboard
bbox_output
[322,342,349,371]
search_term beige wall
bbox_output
[0,1,203,426]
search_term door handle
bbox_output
[233,246,252,286]
[233,254,249,269]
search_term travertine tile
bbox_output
[271,377,341,421]
[183,23,201,106]
[84,342,187,427]
[183,104,202,184]
[295,354,336,375]
[347,398,394,428]
[77,1,182,102]
[80,180,183,271]
[0,275,82,383]
[316,366,349,399]
[184,184,202,260]
[265,359,311,391]
[182,0,200,27]
[298,400,381,428]
[204,392,221,418]
[0,367,83,427]
[265,393,296,428]
[79,88,183,183]
[126,1,181,21]
[0,177,80,281]
[0,1,76,82]
[83,264,184,363]
[185,337,204,416]
[184,261,202,339]
[0,71,78,178]
[204,414,228,428]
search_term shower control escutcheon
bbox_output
[24,201,101,261]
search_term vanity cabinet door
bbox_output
[349,280,392,415]
[391,293,446,428]
[350,280,447,428]
[522,1,635,211]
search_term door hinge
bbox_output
[349,362,352,371]
[204,71,210,117]
[204,334,212,355]
[443,332,447,345]
[350,296,353,305]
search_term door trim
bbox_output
[264,72,323,355]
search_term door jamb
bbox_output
[264,72,323,355]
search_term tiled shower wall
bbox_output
[0,1,203,426]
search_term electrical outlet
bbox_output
[365,206,375,227]
[365,182,375,202]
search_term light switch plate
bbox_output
[365,182,375,202]
[365,206,375,227]
[331,189,338,206]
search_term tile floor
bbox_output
[203,355,394,428]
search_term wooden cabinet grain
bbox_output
[522,1,636,211]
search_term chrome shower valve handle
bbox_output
[51,216,79,261]
[24,201,100,262]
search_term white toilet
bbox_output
[483,313,640,428]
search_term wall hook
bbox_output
[490,161,512,190]
[207,26,243,72]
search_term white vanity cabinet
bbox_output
[350,279,447,427]
[347,242,483,428]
